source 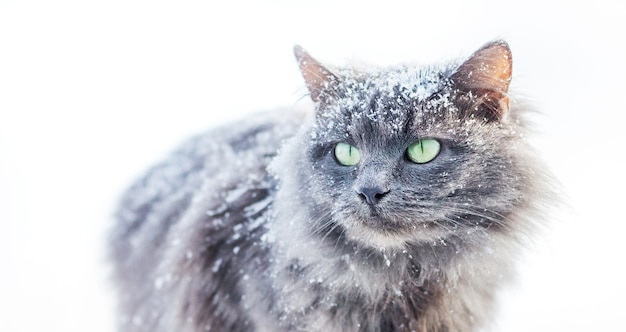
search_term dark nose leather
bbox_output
[356,186,390,205]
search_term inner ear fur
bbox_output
[451,41,513,121]
[294,45,341,103]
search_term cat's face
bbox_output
[290,42,530,249]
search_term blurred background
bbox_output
[1,0,624,331]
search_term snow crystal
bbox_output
[154,277,164,290]
[244,196,272,218]
[230,224,245,240]
[382,252,391,267]
[212,258,223,273]
[206,204,227,217]
[225,186,248,203]
[247,211,269,231]
[154,274,172,290]
[132,315,143,326]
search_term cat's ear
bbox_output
[451,41,512,121]
[294,45,341,102]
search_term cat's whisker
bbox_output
[410,201,511,231]
[447,206,511,230]
[332,225,349,251]
[320,221,340,241]
[311,220,334,236]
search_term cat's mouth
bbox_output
[360,210,399,231]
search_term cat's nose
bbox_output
[356,186,390,205]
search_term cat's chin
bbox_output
[342,218,452,250]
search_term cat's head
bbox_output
[280,41,538,250]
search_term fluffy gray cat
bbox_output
[110,41,549,332]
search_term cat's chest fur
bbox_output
[243,141,505,331]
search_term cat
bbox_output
[110,40,550,332]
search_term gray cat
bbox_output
[110,41,550,332]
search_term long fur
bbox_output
[110,43,550,332]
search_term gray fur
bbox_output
[110,42,549,332]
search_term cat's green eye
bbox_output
[334,142,361,166]
[407,139,441,164]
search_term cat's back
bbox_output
[109,108,305,322]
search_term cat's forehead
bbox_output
[313,65,457,141]
[340,65,449,98]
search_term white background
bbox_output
[1,0,624,331]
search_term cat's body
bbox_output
[110,41,549,332]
